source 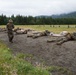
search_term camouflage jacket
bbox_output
[6,23,14,30]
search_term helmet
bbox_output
[9,19,13,23]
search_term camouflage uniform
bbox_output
[6,19,14,43]
[71,32,76,40]
[56,33,73,45]
[40,30,50,36]
[47,33,74,45]
[32,30,50,39]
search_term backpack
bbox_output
[72,32,76,40]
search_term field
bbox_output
[0,25,76,33]
[0,25,76,75]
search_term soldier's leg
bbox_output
[8,33,11,42]
[47,39,57,42]
[11,32,14,43]
[56,37,68,45]
[47,37,63,43]
[10,35,14,43]
[32,34,40,39]
[27,34,34,37]
[32,35,39,39]
[8,33,14,43]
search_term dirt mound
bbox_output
[0,32,76,75]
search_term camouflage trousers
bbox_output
[56,37,69,45]
[47,37,69,45]
[7,31,14,43]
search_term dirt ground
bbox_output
[0,31,76,75]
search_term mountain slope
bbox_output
[51,11,76,18]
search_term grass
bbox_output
[46,66,73,75]
[0,40,50,75]
[15,25,76,33]
[0,25,76,33]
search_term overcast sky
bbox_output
[0,0,76,16]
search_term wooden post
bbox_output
[53,25,55,27]
[59,25,60,27]
[39,25,40,26]
[67,25,70,28]
[50,25,52,27]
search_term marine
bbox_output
[6,19,14,43]
[47,32,76,45]
[32,30,50,39]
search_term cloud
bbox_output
[0,0,76,16]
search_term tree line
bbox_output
[0,14,76,25]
